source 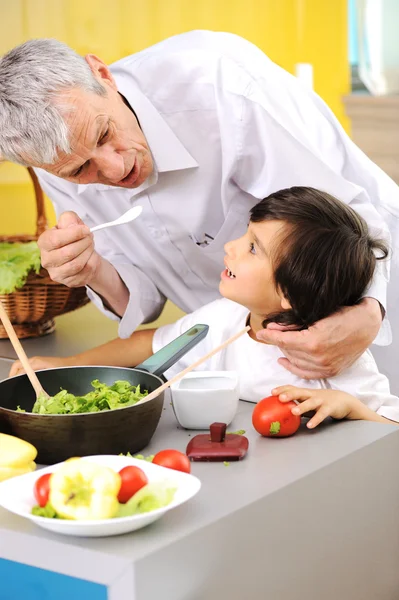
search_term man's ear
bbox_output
[84,54,117,91]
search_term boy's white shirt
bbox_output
[153,297,399,423]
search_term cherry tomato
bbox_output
[118,466,149,504]
[34,473,52,507]
[252,396,301,437]
[152,449,191,473]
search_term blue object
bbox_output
[0,558,107,600]
[349,0,359,65]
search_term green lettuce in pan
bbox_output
[18,379,148,415]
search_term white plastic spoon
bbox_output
[90,205,143,233]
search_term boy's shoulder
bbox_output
[153,298,250,359]
[328,349,381,384]
[191,298,249,325]
[345,349,379,372]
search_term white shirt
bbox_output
[35,30,399,347]
[153,298,399,423]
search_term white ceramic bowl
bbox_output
[0,455,201,537]
[171,371,239,429]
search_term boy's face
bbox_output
[220,220,289,316]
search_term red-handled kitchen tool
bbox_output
[186,422,249,461]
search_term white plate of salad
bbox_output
[0,454,201,537]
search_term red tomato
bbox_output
[118,466,149,504]
[34,473,52,507]
[152,449,191,474]
[252,396,301,437]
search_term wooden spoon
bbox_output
[137,325,251,406]
[0,300,50,399]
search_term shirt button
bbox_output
[149,227,162,239]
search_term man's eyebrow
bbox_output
[59,120,104,178]
[252,232,267,255]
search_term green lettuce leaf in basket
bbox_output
[0,241,41,294]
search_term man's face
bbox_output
[38,56,154,188]
[220,220,288,317]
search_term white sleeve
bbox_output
[35,169,166,337]
[232,88,390,344]
[327,351,399,423]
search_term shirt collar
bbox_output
[77,69,198,195]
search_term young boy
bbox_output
[10,187,399,429]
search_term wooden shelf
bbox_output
[343,94,399,184]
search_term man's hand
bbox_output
[257,298,383,379]
[39,211,130,316]
[38,211,101,288]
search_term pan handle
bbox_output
[136,324,209,377]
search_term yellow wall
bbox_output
[0,0,350,325]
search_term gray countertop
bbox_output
[0,304,399,600]
[0,302,119,361]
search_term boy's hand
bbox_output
[257,298,382,379]
[9,356,73,378]
[272,385,364,429]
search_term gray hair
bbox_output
[0,39,106,165]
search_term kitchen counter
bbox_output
[0,302,119,361]
[0,305,399,600]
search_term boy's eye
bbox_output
[249,242,256,254]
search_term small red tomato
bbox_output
[252,396,301,437]
[118,466,149,504]
[34,473,52,507]
[152,449,191,474]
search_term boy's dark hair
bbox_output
[249,186,388,330]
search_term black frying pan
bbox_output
[0,324,208,464]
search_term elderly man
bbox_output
[0,31,398,387]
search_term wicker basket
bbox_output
[0,167,90,338]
